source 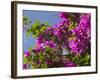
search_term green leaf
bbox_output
[23,16,31,25]
[79,53,90,66]
[23,57,28,64]
[39,53,45,62]
[26,30,31,37]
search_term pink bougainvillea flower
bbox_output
[46,58,54,65]
[63,59,77,67]
[24,51,30,58]
[44,40,56,48]
[23,64,28,69]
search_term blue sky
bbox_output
[23,10,61,51]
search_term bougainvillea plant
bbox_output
[23,12,91,69]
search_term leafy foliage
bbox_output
[23,16,31,25]
[26,20,49,37]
